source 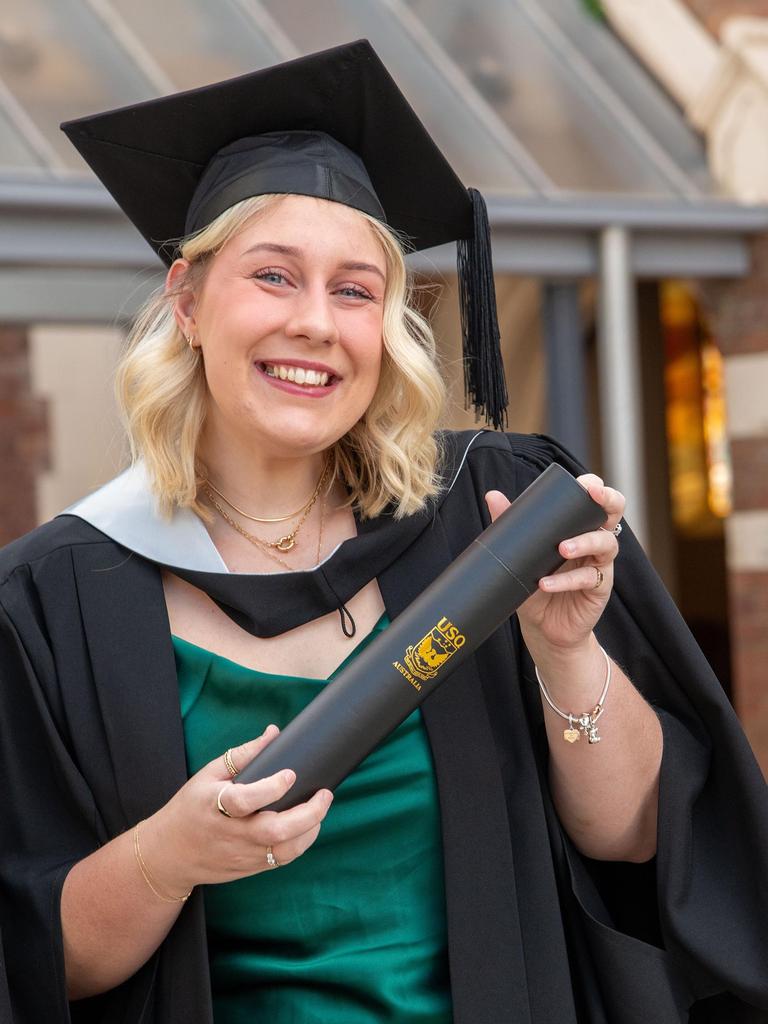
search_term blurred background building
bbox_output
[1,0,767,773]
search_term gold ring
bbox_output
[266,846,280,868]
[216,787,233,818]
[224,748,238,777]
[592,566,604,590]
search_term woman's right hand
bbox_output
[138,725,333,897]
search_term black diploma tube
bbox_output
[237,463,607,809]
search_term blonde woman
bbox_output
[0,42,766,1024]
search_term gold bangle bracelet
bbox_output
[133,822,192,904]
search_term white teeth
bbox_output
[263,363,332,387]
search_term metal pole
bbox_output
[597,226,649,548]
[542,282,590,465]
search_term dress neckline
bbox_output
[171,611,389,683]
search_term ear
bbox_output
[166,259,197,342]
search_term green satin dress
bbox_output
[174,615,453,1023]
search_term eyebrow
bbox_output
[242,243,385,282]
[242,243,300,258]
[341,261,385,282]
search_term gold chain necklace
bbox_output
[204,465,327,524]
[204,464,328,553]
[207,488,327,571]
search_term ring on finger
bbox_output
[216,786,233,818]
[223,748,238,778]
[266,845,280,869]
[600,522,622,538]
[592,566,604,590]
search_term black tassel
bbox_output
[456,188,508,430]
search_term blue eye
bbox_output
[338,285,372,300]
[253,269,286,285]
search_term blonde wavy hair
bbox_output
[115,194,446,520]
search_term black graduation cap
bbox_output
[61,39,507,428]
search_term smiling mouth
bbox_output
[259,362,337,388]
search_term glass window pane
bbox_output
[1,0,159,172]
[259,0,536,194]
[0,103,46,170]
[406,0,692,196]
[107,0,285,92]
[535,0,716,194]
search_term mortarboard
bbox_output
[61,39,507,428]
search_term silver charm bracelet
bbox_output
[535,644,611,745]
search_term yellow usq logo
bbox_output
[403,616,466,682]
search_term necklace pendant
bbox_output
[275,536,296,552]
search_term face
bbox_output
[173,195,387,461]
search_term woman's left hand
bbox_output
[485,474,625,652]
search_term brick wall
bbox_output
[729,572,768,767]
[0,325,49,546]
[686,0,768,774]
[699,234,768,775]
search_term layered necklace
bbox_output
[204,462,330,570]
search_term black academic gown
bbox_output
[0,431,766,1024]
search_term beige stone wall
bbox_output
[29,325,127,523]
[682,0,768,33]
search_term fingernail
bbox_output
[263,723,278,737]
[563,541,576,554]
[540,577,554,589]
[282,769,296,785]
[324,790,334,805]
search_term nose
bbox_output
[284,283,340,347]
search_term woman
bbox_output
[0,41,766,1024]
